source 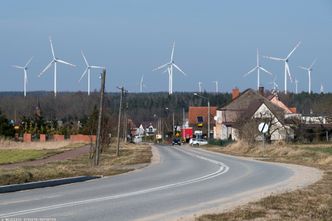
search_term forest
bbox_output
[0,90,331,137]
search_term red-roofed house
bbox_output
[188,106,217,137]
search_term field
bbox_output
[197,142,332,221]
[0,141,152,186]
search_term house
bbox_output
[188,106,217,137]
[214,88,294,141]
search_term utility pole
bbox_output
[116,86,125,157]
[94,69,106,166]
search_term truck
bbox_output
[181,127,193,142]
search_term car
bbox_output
[190,138,208,146]
[172,138,181,145]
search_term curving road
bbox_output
[0,145,315,220]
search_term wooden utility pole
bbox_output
[116,86,125,157]
[94,69,106,166]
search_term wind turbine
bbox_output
[39,36,76,97]
[295,79,299,94]
[152,41,186,95]
[320,83,324,94]
[79,50,104,96]
[139,75,146,93]
[269,76,279,94]
[264,41,301,94]
[12,57,33,97]
[298,59,316,94]
[244,48,272,89]
[198,81,202,93]
[212,81,219,93]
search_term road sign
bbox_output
[258,122,269,134]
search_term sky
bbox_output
[1,0,332,94]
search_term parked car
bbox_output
[190,138,208,146]
[172,138,181,146]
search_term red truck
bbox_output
[181,127,193,142]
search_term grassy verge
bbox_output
[0,149,62,164]
[197,142,332,221]
[0,143,152,186]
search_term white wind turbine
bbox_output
[298,59,316,94]
[295,79,299,94]
[12,57,33,97]
[79,50,105,96]
[39,36,76,97]
[139,75,146,93]
[269,76,279,93]
[244,49,272,89]
[264,41,301,94]
[198,81,202,93]
[320,83,324,93]
[153,41,186,95]
[212,81,219,93]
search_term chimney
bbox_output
[258,86,264,97]
[232,88,240,100]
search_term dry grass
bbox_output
[197,142,332,221]
[0,138,88,150]
[0,142,152,186]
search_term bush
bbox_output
[208,139,234,147]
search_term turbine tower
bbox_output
[295,79,299,94]
[139,75,146,93]
[12,57,33,97]
[269,76,279,94]
[320,83,324,94]
[264,41,301,94]
[79,50,104,96]
[244,48,272,89]
[153,41,186,95]
[212,81,219,93]
[298,59,316,94]
[198,81,202,93]
[39,36,76,97]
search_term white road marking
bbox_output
[0,146,229,218]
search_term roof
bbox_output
[220,89,287,125]
[188,106,217,125]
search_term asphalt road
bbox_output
[0,145,295,221]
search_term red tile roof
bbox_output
[188,106,217,125]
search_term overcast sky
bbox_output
[1,0,331,94]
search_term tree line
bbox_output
[0,90,331,138]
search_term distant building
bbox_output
[214,88,293,141]
[188,106,217,137]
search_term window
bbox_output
[197,116,204,123]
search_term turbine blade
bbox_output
[263,56,284,61]
[25,56,34,67]
[49,36,55,59]
[298,66,308,71]
[309,59,317,69]
[57,59,76,67]
[243,66,257,77]
[286,41,301,59]
[259,67,273,75]
[79,68,88,82]
[12,65,24,69]
[173,63,186,75]
[90,65,104,69]
[171,41,175,61]
[39,61,53,76]
[152,63,169,71]
[285,63,293,83]
[81,50,89,67]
